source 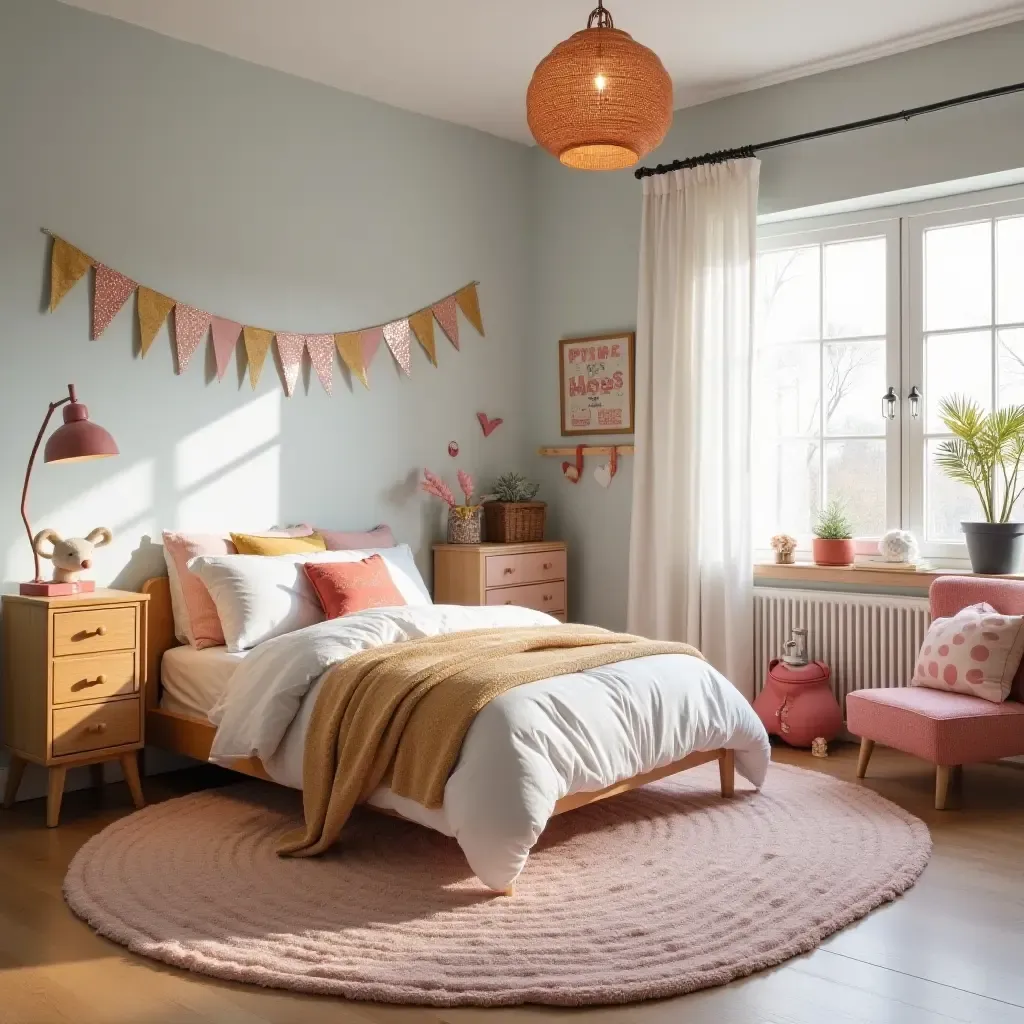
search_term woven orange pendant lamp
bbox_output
[527,1,673,171]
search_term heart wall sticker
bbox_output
[594,446,619,488]
[562,444,585,484]
[477,412,503,437]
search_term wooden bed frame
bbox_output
[141,577,736,818]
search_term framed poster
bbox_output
[558,332,635,436]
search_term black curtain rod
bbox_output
[634,80,1024,179]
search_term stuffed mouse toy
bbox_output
[32,527,112,587]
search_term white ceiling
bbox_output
[61,0,1024,144]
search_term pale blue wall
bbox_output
[529,22,1024,629]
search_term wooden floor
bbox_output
[1,744,1022,1024]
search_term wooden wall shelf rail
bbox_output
[538,445,635,457]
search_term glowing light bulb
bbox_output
[594,73,607,92]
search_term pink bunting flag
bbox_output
[432,295,460,350]
[209,316,242,381]
[276,332,305,397]
[382,318,412,376]
[360,326,383,376]
[91,265,137,339]
[173,304,212,373]
[305,334,334,394]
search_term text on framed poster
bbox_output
[558,332,635,436]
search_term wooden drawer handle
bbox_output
[543,594,553,602]
[84,674,107,687]
[543,562,553,570]
[505,600,514,605]
[83,722,108,735]
[504,567,515,575]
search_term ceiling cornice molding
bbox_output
[673,5,1024,111]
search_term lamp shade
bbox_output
[43,399,118,463]
[527,21,673,171]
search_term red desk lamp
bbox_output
[20,384,119,596]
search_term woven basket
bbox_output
[483,502,547,544]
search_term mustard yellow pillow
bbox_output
[230,532,327,556]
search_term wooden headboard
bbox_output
[142,576,180,709]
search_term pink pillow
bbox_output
[303,556,407,619]
[163,525,312,648]
[912,602,1024,704]
[316,525,395,550]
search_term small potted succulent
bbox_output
[422,469,482,544]
[770,534,798,565]
[935,395,1024,574]
[812,500,855,566]
[483,472,546,543]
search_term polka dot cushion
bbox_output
[912,601,1024,703]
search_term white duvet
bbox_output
[209,605,771,889]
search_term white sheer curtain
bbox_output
[627,159,760,696]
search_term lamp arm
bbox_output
[21,391,73,583]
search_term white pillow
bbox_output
[187,544,431,652]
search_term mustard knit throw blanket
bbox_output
[278,625,703,857]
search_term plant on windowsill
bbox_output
[812,499,855,567]
[934,395,1024,574]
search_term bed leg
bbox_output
[490,885,515,898]
[719,749,735,798]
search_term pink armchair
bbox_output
[846,576,1024,809]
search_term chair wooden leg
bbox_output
[935,765,952,811]
[856,738,875,779]
[719,749,735,798]
[3,755,27,808]
[46,767,67,828]
[120,753,145,810]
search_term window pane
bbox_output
[824,237,886,338]
[824,440,885,537]
[926,438,983,542]
[997,328,1024,408]
[757,246,819,343]
[997,217,1024,325]
[753,441,820,543]
[925,331,992,432]
[924,221,992,331]
[755,344,819,436]
[824,340,886,436]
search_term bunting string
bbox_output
[44,230,484,397]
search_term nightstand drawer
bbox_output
[52,698,140,757]
[52,606,137,657]
[52,652,137,705]
[485,551,566,588]
[486,580,566,614]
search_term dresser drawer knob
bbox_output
[84,674,107,687]
[90,625,108,637]
[543,594,553,602]
[84,722,107,735]
[543,562,553,570]
[504,567,515,575]
[505,600,513,605]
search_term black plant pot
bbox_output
[961,521,1024,574]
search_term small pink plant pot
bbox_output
[812,538,855,566]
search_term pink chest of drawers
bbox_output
[432,542,568,621]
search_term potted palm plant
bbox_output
[812,499,855,566]
[935,395,1024,574]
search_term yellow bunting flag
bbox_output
[137,287,176,356]
[49,237,94,312]
[334,332,368,389]
[455,283,484,337]
[243,327,273,390]
[408,309,437,366]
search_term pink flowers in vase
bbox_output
[422,469,480,521]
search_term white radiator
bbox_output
[753,587,931,705]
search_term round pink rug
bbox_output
[64,762,929,1006]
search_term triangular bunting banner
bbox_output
[382,319,412,376]
[360,326,383,378]
[137,287,175,357]
[432,295,460,350]
[408,309,437,366]
[210,316,242,381]
[92,265,137,340]
[335,332,368,390]
[173,304,212,373]
[49,238,94,312]
[456,283,484,337]
[305,334,334,394]
[276,333,305,397]
[243,327,273,390]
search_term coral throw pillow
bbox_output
[303,556,407,619]
[230,532,327,555]
[912,602,1024,703]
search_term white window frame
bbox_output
[757,181,1024,567]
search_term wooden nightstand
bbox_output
[433,541,568,620]
[2,589,149,826]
